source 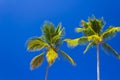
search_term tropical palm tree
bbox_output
[64,16,120,80]
[26,22,76,80]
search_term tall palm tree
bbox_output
[64,16,120,80]
[26,22,76,80]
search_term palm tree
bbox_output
[64,16,120,80]
[26,22,76,80]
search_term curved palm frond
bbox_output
[75,27,84,33]
[84,42,95,54]
[42,22,55,44]
[51,35,61,44]
[64,38,80,47]
[81,20,95,36]
[55,23,62,34]
[101,42,120,59]
[88,17,104,34]
[102,27,120,40]
[78,37,89,44]
[51,27,64,44]
[46,48,58,66]
[30,52,44,70]
[27,37,48,51]
[59,50,76,66]
[64,37,89,47]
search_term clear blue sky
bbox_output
[0,0,120,80]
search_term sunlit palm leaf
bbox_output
[101,42,120,59]
[84,42,95,54]
[102,27,120,40]
[58,28,64,37]
[30,52,44,70]
[64,37,89,47]
[87,35,102,43]
[55,23,62,34]
[64,38,80,47]
[27,37,48,51]
[46,48,58,66]
[59,50,76,65]
[52,26,64,44]
[51,35,61,44]
[75,28,84,33]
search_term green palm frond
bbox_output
[75,27,84,33]
[59,50,76,65]
[55,23,62,34]
[84,42,95,54]
[88,17,104,34]
[81,20,95,36]
[42,22,55,43]
[81,20,89,28]
[46,48,58,66]
[58,27,64,36]
[51,24,64,44]
[78,37,89,44]
[102,27,120,40]
[27,37,48,51]
[42,22,64,44]
[101,42,120,59]
[64,38,80,47]
[81,16,104,36]
[51,35,61,44]
[64,37,89,47]
[30,52,44,70]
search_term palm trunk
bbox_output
[97,44,100,80]
[45,65,49,80]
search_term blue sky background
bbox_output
[0,0,120,80]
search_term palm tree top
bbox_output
[27,21,75,70]
[65,16,120,59]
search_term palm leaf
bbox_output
[59,50,76,65]
[42,22,55,43]
[27,37,48,51]
[46,48,58,66]
[75,28,84,33]
[81,20,95,36]
[102,27,120,40]
[64,37,89,47]
[101,42,120,59]
[87,35,102,43]
[64,38,80,47]
[51,35,61,44]
[88,17,104,34]
[78,37,89,44]
[84,42,94,54]
[55,23,62,34]
[81,17,104,36]
[30,52,44,70]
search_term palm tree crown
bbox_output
[26,22,75,80]
[65,16,120,58]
